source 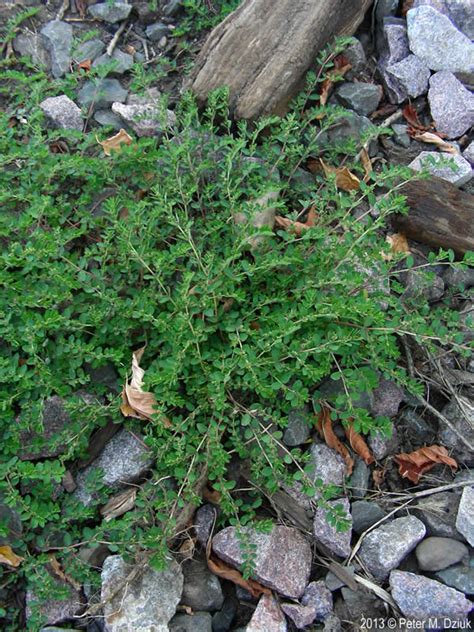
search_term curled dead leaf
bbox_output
[121,347,171,426]
[97,128,133,156]
[317,408,354,475]
[77,58,92,72]
[0,545,23,568]
[360,148,372,182]
[382,233,411,261]
[412,132,459,154]
[402,104,428,132]
[207,554,271,598]
[344,423,374,465]
[274,206,317,237]
[100,488,137,522]
[320,159,360,192]
[394,445,458,484]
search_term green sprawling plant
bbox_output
[0,38,471,629]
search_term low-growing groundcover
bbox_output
[0,44,472,629]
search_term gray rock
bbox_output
[212,525,311,599]
[340,587,386,621]
[438,397,474,465]
[378,19,410,103]
[0,501,22,546]
[351,501,386,535]
[212,594,237,632]
[146,22,169,42]
[391,124,411,148]
[371,379,404,418]
[402,268,446,303]
[93,50,134,75]
[385,54,431,102]
[13,32,50,66]
[408,151,473,187]
[313,498,352,558]
[283,409,310,446]
[415,536,469,571]
[325,566,356,592]
[101,555,183,632]
[414,492,464,541]
[40,95,83,131]
[390,570,472,619]
[180,558,224,611]
[41,20,73,78]
[77,79,128,110]
[348,457,370,499]
[307,444,346,497]
[334,82,382,116]
[398,408,437,448]
[74,429,153,505]
[194,504,218,547]
[358,516,426,579]
[412,0,474,40]
[323,614,343,632]
[375,0,401,53]
[456,486,474,546]
[463,141,474,166]
[435,557,474,595]
[428,71,474,139]
[368,426,399,460]
[112,101,175,137]
[169,612,212,632]
[247,593,287,632]
[443,265,474,289]
[325,112,373,145]
[26,580,82,626]
[344,38,367,75]
[19,395,76,460]
[456,470,474,484]
[88,2,132,23]
[94,109,124,130]
[302,580,333,620]
[281,602,316,629]
[163,0,182,17]
[74,39,105,63]
[407,6,474,73]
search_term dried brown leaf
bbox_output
[100,488,137,522]
[207,554,271,598]
[394,445,458,484]
[412,132,459,154]
[320,159,360,191]
[274,206,317,237]
[49,554,81,590]
[382,233,411,261]
[360,148,372,182]
[0,545,23,568]
[97,128,133,156]
[344,423,375,465]
[402,104,427,132]
[120,347,171,426]
[317,408,354,475]
[77,58,91,72]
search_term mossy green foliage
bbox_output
[0,39,471,629]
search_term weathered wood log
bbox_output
[188,0,374,120]
[392,176,474,256]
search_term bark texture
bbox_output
[392,177,474,256]
[188,0,374,120]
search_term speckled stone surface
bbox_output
[246,594,287,632]
[428,71,474,139]
[212,525,311,599]
[313,498,352,558]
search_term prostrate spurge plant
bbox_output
[0,40,471,629]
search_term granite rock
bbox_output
[463,142,474,166]
[414,492,464,541]
[74,38,105,63]
[348,457,370,499]
[194,503,218,547]
[412,0,474,39]
[26,579,82,626]
[41,20,72,78]
[385,54,430,102]
[302,580,334,620]
[0,501,22,546]
[456,486,474,546]
[169,612,212,632]
[351,501,386,535]
[94,109,124,130]
[402,269,446,303]
[415,536,469,571]
[180,557,224,611]
[283,408,310,447]
[13,32,50,66]
[212,525,311,599]
[74,429,153,505]
[368,426,399,460]
[93,50,134,75]
[428,71,474,139]
[358,516,426,579]
[112,101,176,137]
[307,443,346,495]
[438,397,474,465]
[88,2,132,23]
[247,593,287,632]
[371,379,404,418]
[377,18,410,103]
[390,570,472,619]
[313,498,352,558]
[101,555,183,632]
[408,151,473,187]
[343,38,367,76]
[40,95,83,131]
[407,6,474,73]
[435,557,474,595]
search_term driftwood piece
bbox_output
[188,0,373,120]
[392,176,474,256]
